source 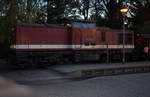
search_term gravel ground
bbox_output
[33,73,150,97]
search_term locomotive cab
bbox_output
[71,22,98,49]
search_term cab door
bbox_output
[72,24,82,49]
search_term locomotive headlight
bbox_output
[13,45,16,48]
[67,24,71,27]
[10,45,16,49]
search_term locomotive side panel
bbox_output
[14,23,71,50]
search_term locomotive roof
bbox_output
[16,23,67,29]
[98,27,133,33]
[72,22,96,28]
[16,22,97,29]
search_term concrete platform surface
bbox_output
[0,69,70,85]
[51,61,150,73]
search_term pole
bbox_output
[122,15,125,64]
[107,43,109,63]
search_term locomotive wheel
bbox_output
[9,57,28,70]
[15,62,29,70]
[73,53,81,63]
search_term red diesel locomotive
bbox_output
[10,21,134,68]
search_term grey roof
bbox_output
[72,22,96,28]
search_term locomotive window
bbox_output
[101,31,105,42]
[91,42,96,45]
[85,42,89,46]
[118,34,123,44]
[126,34,133,44]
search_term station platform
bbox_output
[51,61,150,78]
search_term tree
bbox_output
[78,0,91,20]
[101,0,125,28]
[46,0,80,23]
[131,0,150,34]
[90,0,104,21]
[89,0,125,28]
[64,0,82,20]
[0,0,18,57]
[17,0,46,23]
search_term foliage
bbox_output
[131,1,150,34]
[46,0,80,23]
[0,0,18,57]
[89,0,126,28]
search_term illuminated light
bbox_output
[120,8,129,13]
[93,29,97,32]
[10,45,16,49]
[137,34,140,36]
[101,14,105,18]
[67,24,71,27]
[11,28,15,31]
[14,45,16,48]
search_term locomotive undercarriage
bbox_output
[11,50,72,68]
[10,49,134,68]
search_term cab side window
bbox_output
[85,42,89,46]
